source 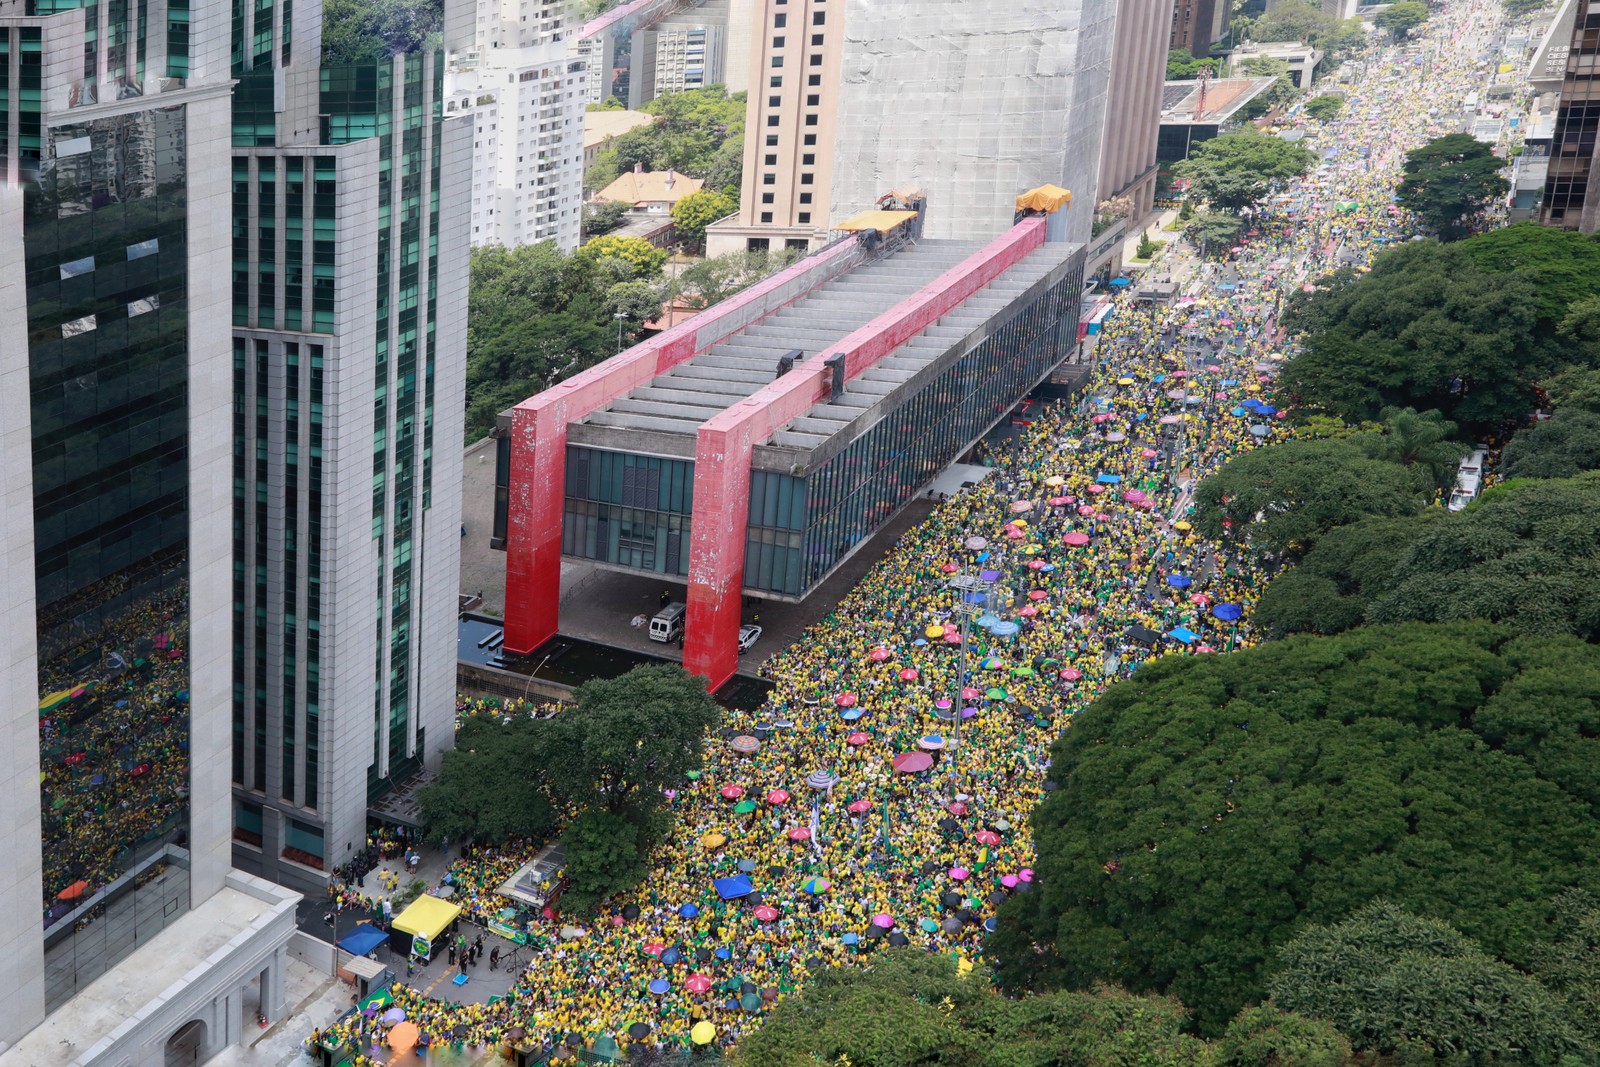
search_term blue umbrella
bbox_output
[842,932,859,945]
[1095,473,1122,484]
[1167,575,1192,589]
[661,947,682,964]
[648,979,671,995]
[1213,602,1243,622]
[715,947,732,960]
[713,876,753,901]
[990,621,1020,637]
[912,638,928,647]
[1230,407,1247,417]
[841,708,863,722]
[679,904,699,919]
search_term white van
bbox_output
[1447,447,1489,511]
[649,603,686,643]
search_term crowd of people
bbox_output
[312,2,1514,1059]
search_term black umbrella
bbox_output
[628,1023,651,1041]
[888,931,910,947]
[737,859,757,874]
[622,903,640,920]
[741,980,757,994]
[695,947,712,963]
[767,865,786,879]
[454,1024,470,1037]
[988,891,1006,907]
[864,924,886,939]
[805,956,824,970]
[941,891,962,909]
[937,817,958,832]
[1015,879,1034,894]
[956,909,975,924]
[942,917,962,933]
[747,891,765,906]
[922,860,941,874]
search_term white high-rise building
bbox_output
[448,0,587,248]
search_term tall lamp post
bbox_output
[614,310,627,354]
[946,571,994,799]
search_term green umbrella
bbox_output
[985,687,1008,700]
[733,799,757,814]
[739,993,762,1012]
[919,918,939,933]
[686,770,702,781]
[723,977,742,993]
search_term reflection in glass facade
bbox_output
[563,446,695,575]
[747,267,1081,596]
[25,107,193,1010]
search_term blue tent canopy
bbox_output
[714,876,754,901]
[338,924,388,958]
[1167,627,1199,644]
[1096,474,1122,484]
[1213,602,1243,622]
[1109,278,1132,287]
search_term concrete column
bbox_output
[264,946,289,1021]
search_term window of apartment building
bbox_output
[802,153,814,165]
[771,55,783,67]
[768,95,780,107]
[808,74,821,85]
[813,10,825,23]
[803,133,817,145]
[761,212,773,222]
[800,173,813,185]
[764,153,777,165]
[805,114,818,126]
[774,12,786,26]
[810,53,822,66]
[772,35,785,47]
[811,33,823,45]
[763,173,776,185]
[799,192,812,204]
[762,193,775,203]
[806,94,819,106]
[770,75,782,87]
[766,134,779,145]
[768,115,781,126]
[798,212,811,223]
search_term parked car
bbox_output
[738,624,763,654]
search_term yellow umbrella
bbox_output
[1246,384,1261,392]
[1174,521,1193,532]
[925,625,944,639]
[1116,377,1134,385]
[701,832,727,849]
[691,1021,716,1045]
[1043,476,1065,487]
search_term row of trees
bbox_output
[418,666,720,913]
[583,86,746,196]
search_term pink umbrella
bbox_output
[644,942,666,957]
[1009,500,1033,513]
[1077,505,1095,516]
[899,668,919,682]
[787,826,811,841]
[1063,532,1090,546]
[1140,449,1158,459]
[1205,364,1222,372]
[1190,593,1210,605]
[686,974,714,992]
[1086,484,1105,495]
[848,799,872,814]
[1000,875,1019,889]
[949,867,970,881]
[868,647,892,662]
[847,731,869,746]
[836,692,857,708]
[1028,590,1048,601]
[947,801,968,815]
[1028,559,1046,570]
[753,906,778,923]
[1215,392,1229,400]
[1092,413,1112,423]
[1059,668,1082,681]
[720,784,745,800]
[1006,527,1025,539]
[1123,490,1146,503]
[871,913,894,929]
[1049,495,1070,507]
[1171,370,1189,378]
[1018,868,1034,883]
[1019,606,1038,617]
[975,830,1001,845]
[1197,644,1216,653]
[1159,414,1181,424]
[944,632,962,643]
[940,562,958,573]
[936,696,953,709]
[767,789,791,805]
[961,687,981,700]
[1096,512,1111,521]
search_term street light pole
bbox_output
[614,310,627,354]
[947,571,993,801]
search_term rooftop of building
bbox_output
[1160,77,1281,125]
[583,109,654,151]
[569,234,1078,461]
[594,168,704,206]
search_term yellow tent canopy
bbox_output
[1015,185,1072,214]
[391,894,462,941]
[834,209,918,233]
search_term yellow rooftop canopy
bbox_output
[1016,185,1072,213]
[834,209,918,233]
[390,894,461,941]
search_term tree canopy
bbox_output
[321,0,441,64]
[1167,47,1221,80]
[990,623,1600,1034]
[1251,514,1435,637]
[670,188,737,248]
[1458,223,1600,326]
[417,665,720,914]
[1502,408,1600,479]
[1302,95,1344,122]
[1396,134,1510,242]
[1280,240,1552,429]
[1269,902,1587,1062]
[1249,1,1365,54]
[584,86,745,192]
[1173,133,1315,212]
[1192,437,1425,558]
[733,951,1349,1067]
[1375,0,1430,36]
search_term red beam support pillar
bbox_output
[502,397,569,655]
[682,218,1047,690]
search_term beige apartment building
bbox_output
[1101,0,1175,225]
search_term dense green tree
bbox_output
[1167,47,1221,80]
[1502,408,1600,479]
[1192,437,1425,557]
[416,714,557,845]
[1396,134,1510,242]
[1269,902,1585,1062]
[586,86,746,187]
[1544,366,1600,413]
[1239,56,1299,114]
[1216,1005,1351,1067]
[1376,0,1430,36]
[670,188,737,247]
[1353,407,1469,487]
[580,234,668,277]
[582,200,629,238]
[1251,0,1339,45]
[1504,0,1551,15]
[673,249,800,309]
[1459,224,1600,326]
[1252,514,1434,637]
[990,623,1600,1033]
[321,0,441,64]
[1302,95,1344,121]
[1280,240,1551,429]
[558,807,658,915]
[1365,471,1600,641]
[1530,890,1600,1045]
[1191,212,1245,252]
[1174,133,1315,212]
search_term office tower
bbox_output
[1542,0,1600,231]
[1100,0,1175,224]
[229,0,472,892]
[446,0,586,248]
[0,0,298,1057]
[829,0,1116,246]
[1171,0,1230,57]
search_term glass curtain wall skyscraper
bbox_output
[227,0,471,891]
[0,0,300,1054]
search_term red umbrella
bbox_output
[720,784,745,800]
[940,562,958,573]
[766,789,791,805]
[753,906,778,922]
[1060,668,1082,681]
[868,647,892,662]
[947,802,968,815]
[899,668,919,682]
[643,942,666,957]
[892,752,934,774]
[57,880,89,901]
[1028,590,1048,601]
[975,830,1001,845]
[847,732,869,746]
[944,632,962,643]
[848,799,872,814]
[835,692,857,708]
[787,826,812,842]
[686,974,714,993]
[1063,532,1090,546]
